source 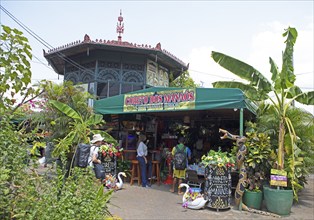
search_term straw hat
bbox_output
[91,134,104,144]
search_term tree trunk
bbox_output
[278,118,285,169]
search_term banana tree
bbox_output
[211,27,314,199]
[49,100,101,155]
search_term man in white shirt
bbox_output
[88,134,104,167]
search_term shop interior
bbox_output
[103,108,255,164]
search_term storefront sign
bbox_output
[204,165,231,210]
[270,169,287,187]
[123,89,196,112]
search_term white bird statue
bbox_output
[179,183,207,210]
[115,172,127,190]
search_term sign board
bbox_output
[271,169,287,176]
[270,169,287,187]
[270,175,287,187]
[102,155,117,177]
[204,165,231,210]
[123,89,196,112]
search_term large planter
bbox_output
[263,186,293,216]
[204,165,231,211]
[243,189,263,210]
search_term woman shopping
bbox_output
[136,134,152,188]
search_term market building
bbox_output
[43,11,187,100]
[44,11,256,161]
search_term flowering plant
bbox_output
[103,174,117,189]
[182,188,203,208]
[201,148,235,168]
[99,142,123,157]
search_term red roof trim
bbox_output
[45,34,186,67]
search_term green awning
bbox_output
[93,87,257,115]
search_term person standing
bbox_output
[195,137,204,161]
[136,134,152,188]
[170,136,191,194]
[88,134,104,167]
[88,134,106,181]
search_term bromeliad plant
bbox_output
[201,148,235,168]
[212,27,314,200]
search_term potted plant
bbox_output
[99,142,123,177]
[241,130,273,210]
[201,148,235,168]
[211,27,314,215]
[99,142,123,158]
[201,148,235,210]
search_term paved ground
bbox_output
[107,175,314,220]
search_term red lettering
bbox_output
[164,94,171,103]
[189,92,195,101]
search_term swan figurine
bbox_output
[115,172,127,190]
[179,183,207,210]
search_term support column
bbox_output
[94,60,98,97]
[240,108,244,137]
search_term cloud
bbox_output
[186,46,242,88]
[187,22,313,114]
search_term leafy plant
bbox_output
[116,159,131,178]
[169,70,199,88]
[49,100,103,156]
[201,148,235,168]
[243,130,273,191]
[0,25,40,113]
[251,106,314,190]
[212,27,314,200]
[0,25,114,219]
[99,143,123,158]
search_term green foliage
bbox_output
[0,25,114,219]
[254,106,314,198]
[0,25,31,110]
[18,168,113,220]
[116,159,131,178]
[211,27,314,201]
[169,71,199,88]
[48,99,103,157]
[201,148,235,167]
[243,130,274,191]
[0,25,42,114]
[0,116,31,218]
[28,81,94,142]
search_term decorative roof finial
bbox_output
[116,9,124,43]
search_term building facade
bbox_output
[44,12,188,99]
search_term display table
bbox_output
[187,164,205,176]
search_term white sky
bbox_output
[1,1,313,114]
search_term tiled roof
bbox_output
[45,34,186,67]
